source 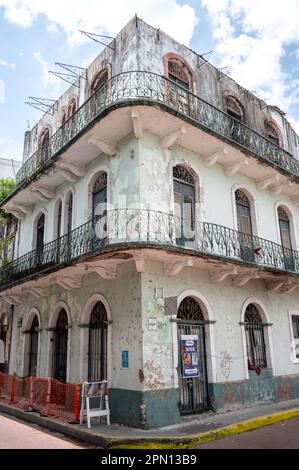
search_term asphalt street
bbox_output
[194,416,299,449]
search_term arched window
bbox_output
[265,121,280,147]
[235,190,252,235]
[278,207,292,250]
[90,69,109,95]
[66,193,73,233]
[173,165,195,246]
[28,315,39,377]
[56,200,62,239]
[35,213,45,266]
[39,128,50,161]
[235,190,255,262]
[177,296,204,321]
[177,297,209,413]
[226,96,243,121]
[166,56,193,115]
[68,99,77,118]
[244,304,267,370]
[278,206,294,271]
[92,172,107,219]
[61,111,67,126]
[52,309,68,383]
[91,173,107,248]
[168,60,190,90]
[88,301,108,381]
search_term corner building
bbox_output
[1,17,299,428]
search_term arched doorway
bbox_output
[28,315,39,376]
[177,296,209,414]
[235,189,255,262]
[244,304,267,371]
[173,165,196,246]
[0,314,8,372]
[52,309,68,382]
[91,172,107,248]
[35,213,45,265]
[88,301,108,381]
[277,206,294,271]
[167,57,192,114]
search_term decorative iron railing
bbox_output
[15,71,298,189]
[1,209,299,290]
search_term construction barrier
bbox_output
[0,371,80,422]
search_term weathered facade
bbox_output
[1,16,299,428]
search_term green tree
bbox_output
[0,178,16,266]
[0,177,15,218]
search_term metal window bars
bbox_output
[1,209,299,290]
[15,71,299,189]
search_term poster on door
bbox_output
[180,334,199,378]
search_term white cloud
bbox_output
[201,0,299,117]
[33,51,61,89]
[0,58,15,68]
[0,0,197,46]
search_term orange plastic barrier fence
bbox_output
[0,372,80,422]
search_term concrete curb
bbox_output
[1,401,299,449]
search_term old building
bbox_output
[0,16,299,428]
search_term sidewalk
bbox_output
[1,399,299,449]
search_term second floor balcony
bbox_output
[1,209,299,292]
[9,71,299,200]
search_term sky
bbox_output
[0,0,299,162]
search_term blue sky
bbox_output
[0,0,299,161]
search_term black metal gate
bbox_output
[177,297,210,414]
[53,309,68,382]
[88,301,107,381]
[28,315,39,376]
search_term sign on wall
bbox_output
[180,335,199,378]
[121,350,129,368]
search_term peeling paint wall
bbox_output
[23,16,299,164]
[9,262,143,390]
[140,259,299,389]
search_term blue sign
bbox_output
[122,350,129,368]
[181,335,199,378]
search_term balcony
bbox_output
[0,209,299,291]
[10,71,299,196]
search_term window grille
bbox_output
[244,304,267,369]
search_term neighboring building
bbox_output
[1,16,299,428]
[0,157,22,179]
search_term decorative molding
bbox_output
[256,174,280,191]
[164,257,193,276]
[224,158,249,177]
[210,266,238,283]
[161,127,186,150]
[233,271,259,287]
[84,262,117,280]
[30,287,50,298]
[203,147,228,167]
[131,110,143,139]
[51,275,81,290]
[88,137,117,155]
[60,169,78,183]
[31,185,54,200]
[58,161,85,177]
[133,252,145,273]
[267,280,285,292]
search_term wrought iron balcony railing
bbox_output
[0,209,299,290]
[15,71,299,190]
